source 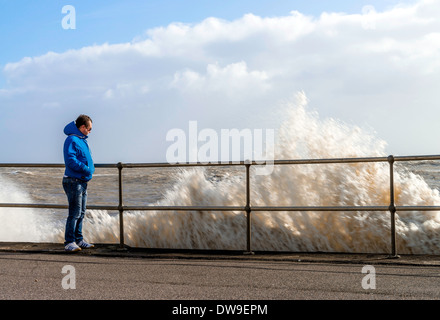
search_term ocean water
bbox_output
[1,93,440,254]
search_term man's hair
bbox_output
[75,114,92,128]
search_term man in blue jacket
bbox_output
[63,114,95,252]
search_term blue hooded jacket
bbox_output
[63,121,95,181]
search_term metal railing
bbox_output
[1,154,440,257]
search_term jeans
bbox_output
[62,176,88,245]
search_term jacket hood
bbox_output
[64,121,87,138]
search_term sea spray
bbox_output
[77,92,440,253]
[3,92,440,253]
[81,169,248,250]
[0,174,52,242]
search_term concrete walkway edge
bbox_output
[1,242,440,267]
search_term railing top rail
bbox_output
[0,163,118,168]
[2,154,440,169]
[0,163,66,168]
[107,155,440,167]
[394,155,440,162]
[2,203,440,212]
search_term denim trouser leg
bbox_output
[63,177,88,245]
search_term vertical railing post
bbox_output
[387,155,399,258]
[244,162,254,254]
[117,162,125,249]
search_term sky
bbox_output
[1,0,439,163]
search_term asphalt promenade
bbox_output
[2,242,440,306]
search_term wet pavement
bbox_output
[1,242,440,266]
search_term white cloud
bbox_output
[171,61,269,95]
[1,0,440,162]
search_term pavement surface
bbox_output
[1,242,440,304]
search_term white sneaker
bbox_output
[65,242,81,252]
[77,240,94,249]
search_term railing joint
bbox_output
[387,154,395,164]
[388,204,396,214]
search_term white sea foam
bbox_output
[0,175,52,242]
[82,92,440,254]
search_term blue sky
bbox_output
[1,0,438,163]
[0,0,414,66]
